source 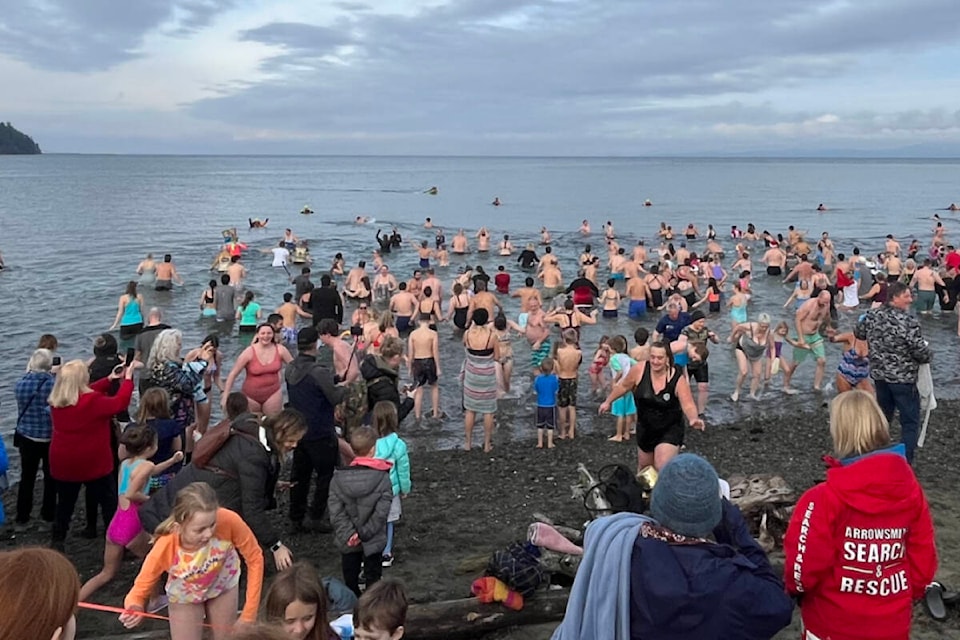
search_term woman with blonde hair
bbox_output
[49,359,135,550]
[784,390,937,640]
[0,547,80,640]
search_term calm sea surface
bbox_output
[1,155,958,460]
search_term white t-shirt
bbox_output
[271,247,290,267]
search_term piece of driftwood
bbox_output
[570,463,611,518]
[727,474,796,552]
[98,591,571,640]
[539,549,582,578]
[404,590,568,639]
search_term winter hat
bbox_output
[650,454,722,538]
[689,309,706,322]
[297,326,319,350]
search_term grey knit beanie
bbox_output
[650,454,722,538]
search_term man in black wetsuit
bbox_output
[390,227,403,248]
[518,243,540,270]
[308,274,343,330]
[376,229,392,254]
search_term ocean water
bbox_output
[1,155,958,456]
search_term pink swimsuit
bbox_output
[241,345,282,405]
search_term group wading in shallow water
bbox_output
[1,207,955,640]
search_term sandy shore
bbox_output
[4,398,960,639]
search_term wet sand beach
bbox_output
[5,397,959,639]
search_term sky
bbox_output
[1,0,960,155]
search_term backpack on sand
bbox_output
[584,463,648,515]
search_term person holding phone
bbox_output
[48,358,137,551]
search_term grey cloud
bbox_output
[239,22,354,51]
[0,0,236,72]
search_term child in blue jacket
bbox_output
[371,401,411,568]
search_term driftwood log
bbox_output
[97,591,570,640]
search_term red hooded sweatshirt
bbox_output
[783,446,937,640]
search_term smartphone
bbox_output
[52,356,62,366]
[124,347,136,366]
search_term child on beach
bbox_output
[607,335,637,442]
[372,401,411,568]
[328,426,393,597]
[492,313,523,394]
[588,335,611,397]
[353,580,409,640]
[554,329,582,439]
[263,562,338,640]
[533,358,560,449]
[767,321,805,394]
[80,424,183,601]
[130,388,183,491]
[120,482,265,640]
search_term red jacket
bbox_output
[783,447,937,640]
[50,377,134,482]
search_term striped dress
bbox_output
[462,329,498,414]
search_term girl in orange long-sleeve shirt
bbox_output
[120,482,264,640]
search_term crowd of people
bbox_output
[0,212,951,639]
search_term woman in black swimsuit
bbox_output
[446,283,471,330]
[417,287,442,326]
[600,342,703,473]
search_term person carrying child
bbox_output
[80,424,183,601]
[120,482,265,640]
[533,358,560,449]
[328,426,393,597]
[372,401,411,568]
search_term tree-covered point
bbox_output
[0,122,42,154]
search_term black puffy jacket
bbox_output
[359,354,413,423]
[140,412,281,548]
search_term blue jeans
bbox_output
[874,380,920,463]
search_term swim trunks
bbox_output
[419,258,430,269]
[412,357,439,386]
[602,309,618,319]
[628,300,647,319]
[915,289,936,312]
[558,378,578,407]
[531,339,552,369]
[395,316,412,334]
[793,334,826,363]
[536,406,557,430]
[155,279,172,291]
[281,327,297,344]
[766,266,782,276]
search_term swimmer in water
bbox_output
[248,217,269,228]
[817,203,828,212]
[281,228,298,250]
[355,216,371,225]
[300,206,314,215]
[540,227,552,245]
[579,219,591,235]
[425,217,433,228]
[948,203,959,212]
[492,197,501,206]
[643,199,652,207]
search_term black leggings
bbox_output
[15,436,56,523]
[342,550,383,597]
[289,437,340,523]
[52,473,117,543]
